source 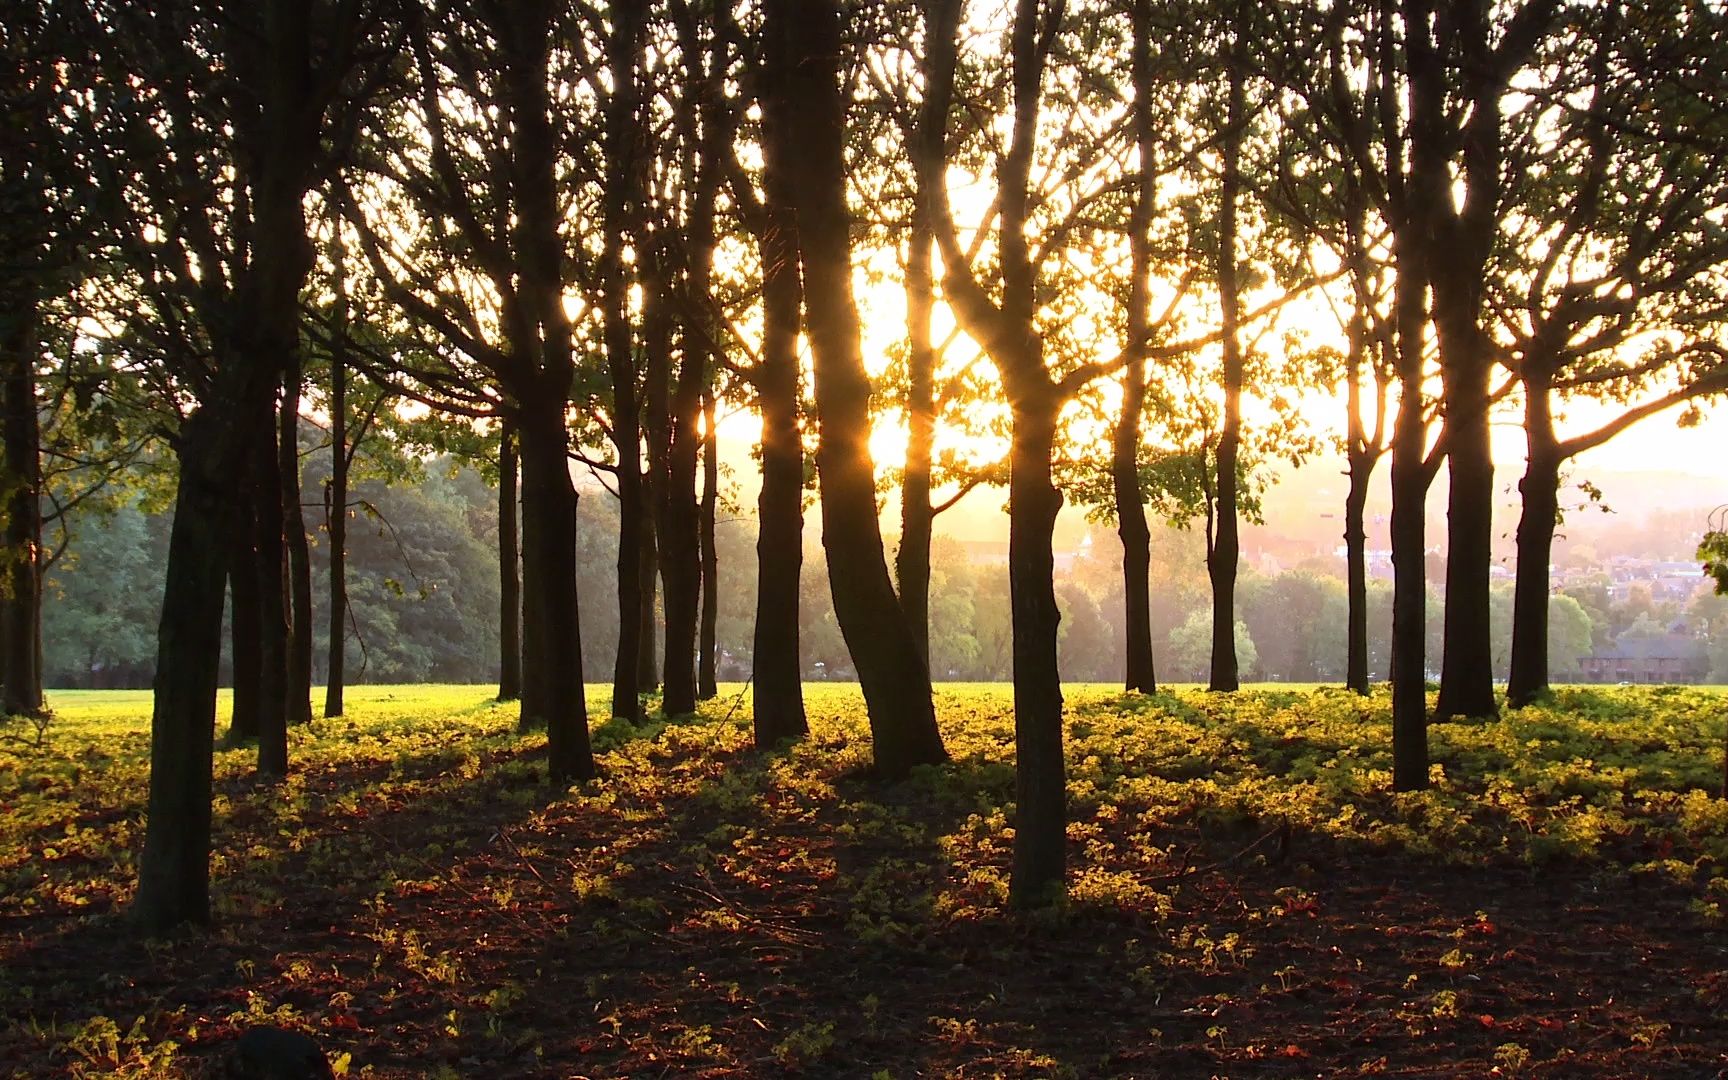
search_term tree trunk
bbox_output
[227,526,262,743]
[604,0,644,721]
[639,273,670,695]
[0,263,44,717]
[1343,450,1372,694]
[1207,48,1245,694]
[1008,391,1066,909]
[659,413,701,716]
[0,104,44,718]
[1115,0,1157,695]
[279,359,313,727]
[517,400,592,782]
[698,388,719,699]
[1432,316,1498,720]
[1389,223,1430,792]
[134,415,236,931]
[636,505,658,691]
[1387,0,1443,792]
[250,418,290,777]
[766,0,945,776]
[751,149,808,745]
[1507,378,1560,708]
[498,422,521,702]
[134,0,324,932]
[324,228,349,719]
[897,220,936,668]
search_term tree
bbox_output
[764,0,947,776]
[346,0,593,780]
[1167,608,1258,683]
[709,0,807,744]
[61,0,387,929]
[602,0,647,722]
[1502,1,1728,705]
[0,5,51,717]
[1416,0,1560,723]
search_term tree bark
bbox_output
[0,251,44,718]
[1388,260,1430,789]
[698,388,719,700]
[604,0,645,721]
[1207,43,1245,694]
[766,0,946,777]
[897,213,936,669]
[250,417,290,777]
[1343,449,1372,694]
[0,82,45,718]
[1387,0,1444,792]
[639,267,670,695]
[324,226,349,719]
[1431,307,1498,720]
[497,0,591,781]
[498,422,521,702]
[751,136,808,745]
[1008,390,1066,908]
[517,400,592,782]
[659,18,717,718]
[135,414,236,931]
[1507,377,1560,708]
[279,358,314,727]
[227,526,261,742]
[636,505,658,690]
[1114,0,1158,695]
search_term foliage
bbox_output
[3,684,1727,1076]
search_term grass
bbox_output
[3,682,1728,1077]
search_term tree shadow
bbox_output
[5,686,1728,1077]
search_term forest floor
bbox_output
[4,683,1728,1078]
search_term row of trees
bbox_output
[5,0,1726,922]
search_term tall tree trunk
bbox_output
[1007,389,1066,908]
[1207,47,1245,694]
[1427,0,1509,722]
[279,359,313,727]
[227,527,262,742]
[636,505,658,690]
[897,219,936,669]
[660,31,717,717]
[497,0,589,779]
[1339,144,1382,695]
[1388,220,1431,792]
[1507,375,1560,708]
[251,418,290,777]
[1387,0,1443,792]
[1114,0,1158,695]
[604,0,645,721]
[134,0,327,933]
[516,399,592,782]
[135,414,237,931]
[498,422,521,702]
[751,138,807,745]
[660,380,702,716]
[1343,448,1372,693]
[0,261,44,718]
[1432,315,1498,720]
[640,273,670,694]
[0,92,45,718]
[766,0,945,776]
[698,387,719,700]
[323,227,349,719]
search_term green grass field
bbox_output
[4,683,1728,1077]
